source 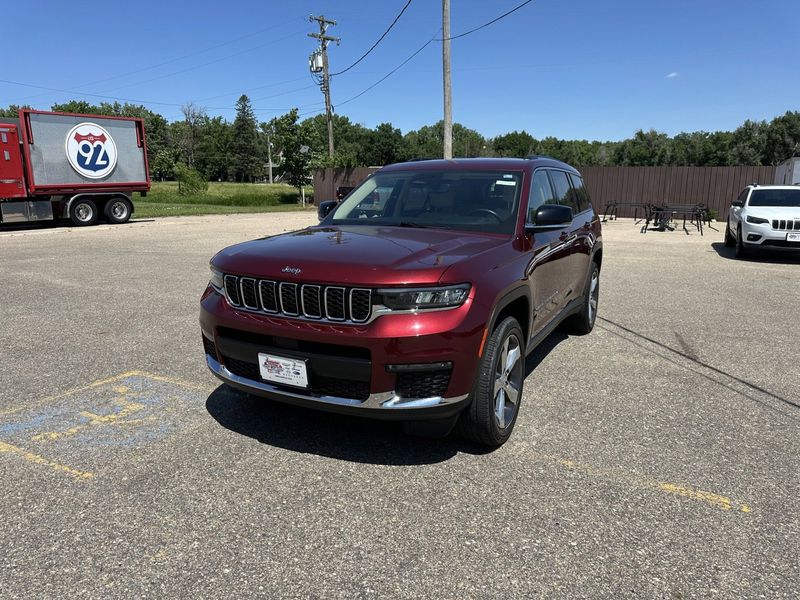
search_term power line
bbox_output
[18,17,305,102]
[0,77,312,113]
[196,75,310,102]
[95,30,305,95]
[330,0,413,77]
[435,0,534,41]
[336,32,438,108]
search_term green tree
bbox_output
[151,149,180,181]
[299,113,371,167]
[50,100,104,115]
[174,163,208,195]
[764,111,800,165]
[0,104,30,118]
[363,122,409,166]
[273,109,312,196]
[491,130,537,157]
[614,129,672,166]
[729,120,768,165]
[231,94,258,182]
[195,116,233,181]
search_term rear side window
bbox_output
[527,170,556,222]
[569,173,591,213]
[548,170,573,210]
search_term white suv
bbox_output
[725,185,800,258]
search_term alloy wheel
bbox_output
[493,333,522,429]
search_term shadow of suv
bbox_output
[200,157,602,447]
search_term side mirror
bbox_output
[317,200,337,221]
[526,204,573,232]
[731,200,743,208]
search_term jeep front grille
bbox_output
[223,275,373,323]
[772,219,800,231]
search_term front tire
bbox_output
[104,197,132,224]
[69,198,98,226]
[566,262,600,335]
[724,223,734,247]
[456,317,525,447]
[735,225,749,259]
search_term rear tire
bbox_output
[724,224,734,247]
[69,198,98,226]
[566,262,600,335]
[455,317,525,448]
[104,197,132,224]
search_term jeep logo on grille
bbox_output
[282,266,302,275]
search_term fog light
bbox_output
[747,234,761,242]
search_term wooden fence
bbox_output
[579,166,776,218]
[313,165,777,218]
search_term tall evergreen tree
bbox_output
[232,95,258,182]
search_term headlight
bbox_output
[209,266,224,292]
[378,284,471,311]
[746,215,769,225]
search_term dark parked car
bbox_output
[200,158,602,447]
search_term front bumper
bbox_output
[741,221,800,248]
[206,354,470,420]
[200,288,484,420]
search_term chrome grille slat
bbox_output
[325,287,347,321]
[259,280,278,312]
[301,285,322,319]
[279,282,299,315]
[240,278,259,309]
[224,275,241,306]
[772,218,800,231]
[222,275,372,323]
[350,288,372,323]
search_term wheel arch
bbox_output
[592,244,603,272]
[487,286,531,345]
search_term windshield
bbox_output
[330,169,523,234]
[748,189,800,207]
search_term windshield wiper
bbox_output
[397,221,432,228]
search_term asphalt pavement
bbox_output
[0,213,798,598]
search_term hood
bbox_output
[743,205,800,220]
[211,225,506,286]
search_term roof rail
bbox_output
[525,154,557,161]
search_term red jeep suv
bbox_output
[200,158,602,447]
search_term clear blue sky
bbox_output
[3,0,798,141]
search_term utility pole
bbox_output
[265,126,273,184]
[308,15,339,159]
[442,0,453,160]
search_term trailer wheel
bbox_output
[69,198,98,226]
[104,198,133,224]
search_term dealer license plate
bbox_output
[258,353,309,388]
[787,232,800,242]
